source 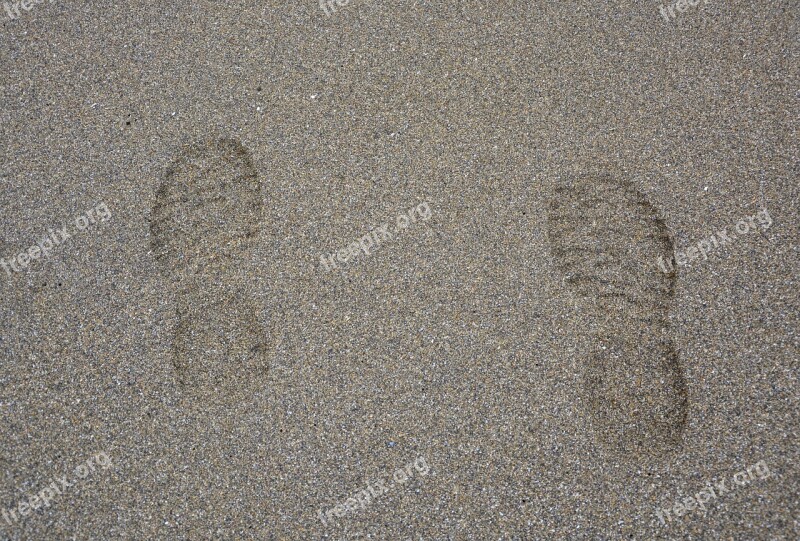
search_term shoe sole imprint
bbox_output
[546,171,687,454]
[150,138,268,401]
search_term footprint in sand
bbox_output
[149,138,269,402]
[545,170,688,455]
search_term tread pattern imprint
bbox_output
[150,138,268,402]
[546,172,688,455]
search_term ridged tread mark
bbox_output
[149,138,269,402]
[546,171,687,456]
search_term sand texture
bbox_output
[0,1,797,539]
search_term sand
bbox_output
[0,0,797,539]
